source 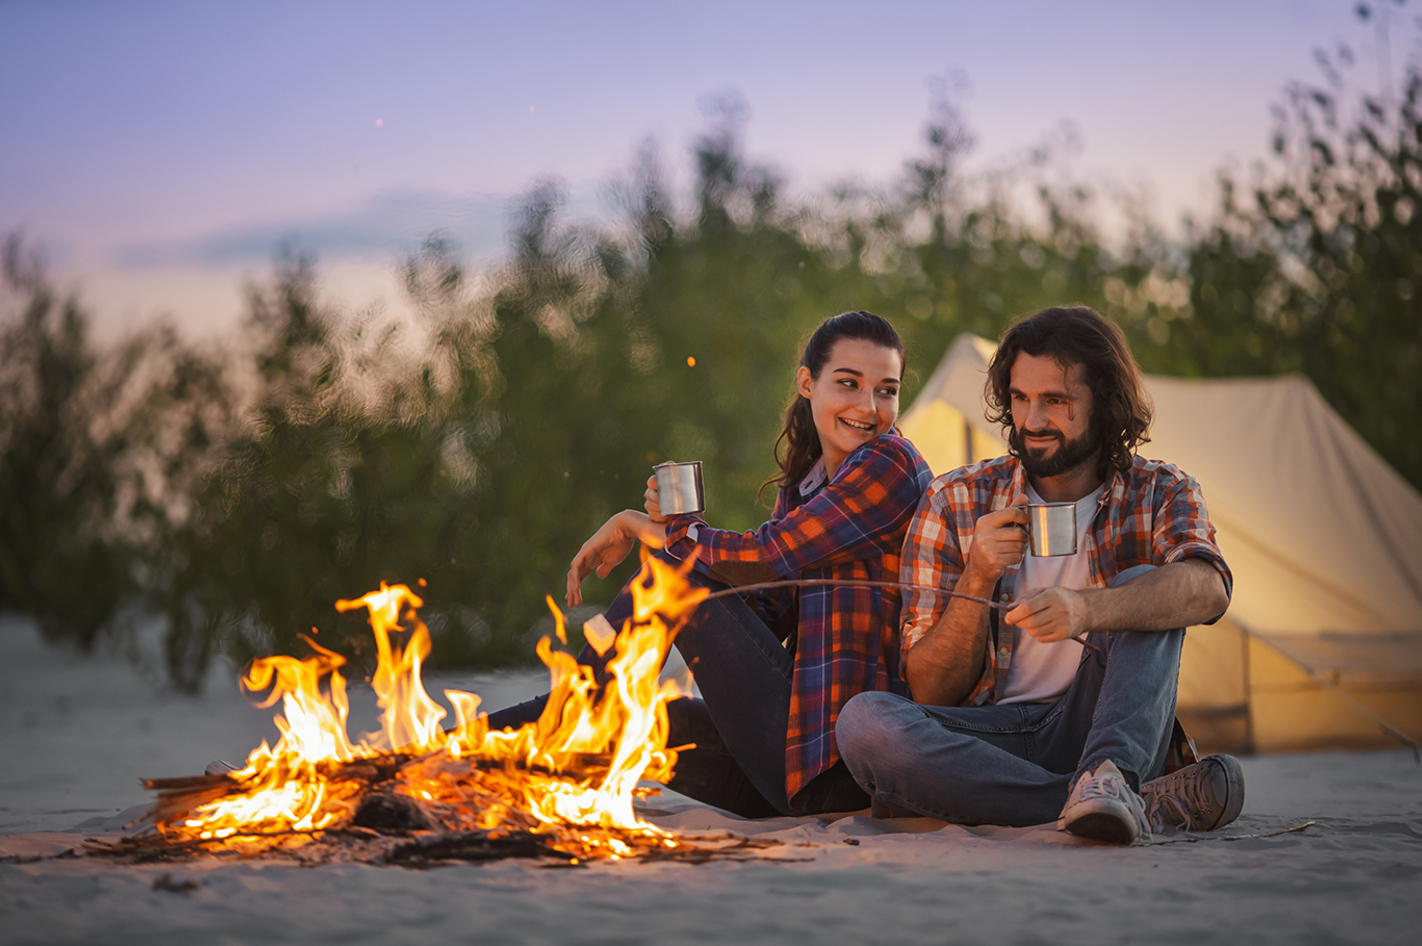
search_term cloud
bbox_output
[110,190,576,269]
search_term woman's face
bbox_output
[796,337,903,472]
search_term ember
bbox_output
[119,555,739,864]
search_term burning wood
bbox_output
[98,557,783,866]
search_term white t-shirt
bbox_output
[997,483,1105,705]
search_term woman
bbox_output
[487,311,933,817]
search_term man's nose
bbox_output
[1024,399,1051,431]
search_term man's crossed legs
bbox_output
[836,565,1245,843]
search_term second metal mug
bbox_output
[653,461,705,516]
[1025,502,1077,557]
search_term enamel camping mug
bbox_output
[653,461,705,516]
[1025,502,1077,557]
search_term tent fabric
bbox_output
[897,334,1422,754]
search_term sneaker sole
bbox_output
[1058,803,1140,845]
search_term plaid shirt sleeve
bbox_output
[899,478,961,657]
[897,463,1012,705]
[1151,465,1233,614]
[663,436,927,578]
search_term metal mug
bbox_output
[653,461,704,516]
[1025,502,1077,557]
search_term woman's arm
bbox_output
[665,436,928,581]
[565,510,667,606]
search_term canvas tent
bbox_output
[899,334,1422,755]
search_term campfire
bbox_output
[102,556,781,867]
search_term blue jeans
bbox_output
[484,551,870,817]
[835,564,1183,826]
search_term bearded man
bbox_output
[836,305,1243,844]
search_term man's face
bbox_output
[1007,352,1098,478]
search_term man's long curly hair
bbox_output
[985,306,1152,478]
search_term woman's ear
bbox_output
[795,365,813,400]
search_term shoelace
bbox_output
[1147,793,1192,833]
[1146,770,1217,832]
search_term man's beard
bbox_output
[1011,421,1100,478]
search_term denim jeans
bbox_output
[834,564,1183,827]
[484,551,870,818]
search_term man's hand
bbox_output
[1005,587,1090,643]
[964,493,1029,584]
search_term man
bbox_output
[835,306,1243,844]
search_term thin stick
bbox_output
[697,577,1106,655]
[1148,820,1316,845]
[700,579,1013,611]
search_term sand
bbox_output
[2,615,1420,945]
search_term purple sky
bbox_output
[1,0,1407,336]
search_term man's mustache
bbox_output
[1017,428,1064,447]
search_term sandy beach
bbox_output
[3,615,1419,945]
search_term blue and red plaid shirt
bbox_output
[900,454,1232,706]
[664,434,933,804]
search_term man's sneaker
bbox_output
[1056,759,1150,845]
[1141,754,1245,834]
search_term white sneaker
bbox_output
[1056,759,1150,845]
[1141,754,1245,834]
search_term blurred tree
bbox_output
[0,236,229,660]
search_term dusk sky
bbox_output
[2,0,1409,337]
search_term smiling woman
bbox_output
[486,311,934,818]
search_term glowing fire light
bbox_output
[157,555,708,860]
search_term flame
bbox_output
[159,556,707,859]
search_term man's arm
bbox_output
[904,495,1029,707]
[1005,558,1229,643]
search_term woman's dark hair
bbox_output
[985,305,1152,478]
[764,311,905,498]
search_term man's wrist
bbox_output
[958,558,1001,597]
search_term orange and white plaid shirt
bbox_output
[900,454,1232,706]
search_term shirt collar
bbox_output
[798,458,828,497]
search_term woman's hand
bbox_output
[644,475,665,522]
[566,510,668,606]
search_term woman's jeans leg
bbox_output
[836,563,1184,826]
[484,552,815,816]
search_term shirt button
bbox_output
[998,647,1009,657]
